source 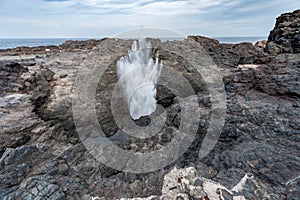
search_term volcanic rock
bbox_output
[266,9,300,54]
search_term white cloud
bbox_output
[59,0,228,15]
[129,0,217,15]
[0,0,299,37]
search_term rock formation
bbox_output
[0,9,299,200]
[266,9,300,54]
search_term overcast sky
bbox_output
[0,0,299,38]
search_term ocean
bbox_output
[0,37,266,50]
[0,38,88,50]
[215,37,266,44]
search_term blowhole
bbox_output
[134,115,151,126]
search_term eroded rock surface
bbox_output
[266,9,300,54]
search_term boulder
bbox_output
[266,9,300,54]
[255,40,267,49]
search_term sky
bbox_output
[0,0,299,38]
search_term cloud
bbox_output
[0,0,299,38]
[40,0,229,15]
[131,0,222,15]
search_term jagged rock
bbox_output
[0,39,106,55]
[59,39,103,50]
[188,35,220,48]
[0,62,28,96]
[118,166,257,200]
[188,36,259,69]
[0,92,43,155]
[266,9,300,54]
[18,176,66,200]
[265,41,282,55]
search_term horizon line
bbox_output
[0,36,267,39]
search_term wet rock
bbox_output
[0,93,42,155]
[0,62,28,96]
[156,85,176,107]
[18,176,66,200]
[0,146,42,190]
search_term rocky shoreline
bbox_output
[0,39,104,55]
[0,9,299,200]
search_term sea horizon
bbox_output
[0,36,267,50]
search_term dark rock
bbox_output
[134,116,152,126]
[59,39,103,50]
[0,93,42,156]
[291,34,300,53]
[187,35,220,48]
[266,41,282,54]
[188,36,259,69]
[0,62,28,96]
[266,9,300,54]
[0,146,42,189]
[156,85,176,107]
[0,39,106,55]
[29,67,54,111]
